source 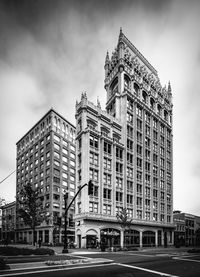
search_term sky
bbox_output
[0,0,200,215]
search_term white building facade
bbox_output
[75,30,174,249]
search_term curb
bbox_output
[0,258,113,275]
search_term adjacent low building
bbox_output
[1,201,16,243]
[173,211,200,247]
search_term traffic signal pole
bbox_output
[62,181,93,253]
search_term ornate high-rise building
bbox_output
[75,29,174,248]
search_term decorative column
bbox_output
[139,231,143,248]
[120,229,124,248]
[155,230,158,247]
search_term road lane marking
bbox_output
[128,253,156,257]
[115,263,180,277]
[173,257,200,263]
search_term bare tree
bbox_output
[116,207,132,248]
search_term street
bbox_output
[1,248,200,277]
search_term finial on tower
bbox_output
[168,81,172,93]
[105,51,110,64]
[97,97,101,109]
[119,27,123,40]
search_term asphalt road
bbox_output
[1,249,200,277]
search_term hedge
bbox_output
[0,246,54,256]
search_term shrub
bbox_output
[34,248,54,256]
[0,246,54,256]
[0,258,9,270]
[188,248,200,253]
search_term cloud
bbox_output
[0,0,200,214]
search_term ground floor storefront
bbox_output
[14,226,75,246]
[75,220,174,249]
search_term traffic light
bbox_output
[57,217,62,226]
[88,180,94,195]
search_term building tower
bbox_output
[75,30,174,248]
[16,109,76,244]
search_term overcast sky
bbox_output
[0,0,200,215]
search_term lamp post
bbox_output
[62,181,94,253]
[63,193,69,253]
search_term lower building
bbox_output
[1,201,16,243]
[173,211,200,247]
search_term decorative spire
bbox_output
[105,51,110,64]
[97,97,101,109]
[118,27,123,41]
[81,91,87,100]
[168,81,172,93]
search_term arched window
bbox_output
[124,75,131,90]
[57,118,61,129]
[110,77,118,94]
[142,91,148,104]
[53,116,57,127]
[164,110,168,122]
[134,83,140,97]
[62,122,66,133]
[150,98,155,110]
[157,104,162,116]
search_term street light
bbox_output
[62,181,94,253]
[63,192,69,253]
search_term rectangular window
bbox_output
[137,132,142,144]
[90,152,98,166]
[116,147,123,159]
[103,204,111,215]
[54,160,60,167]
[70,152,75,159]
[145,113,151,124]
[54,152,60,159]
[104,141,111,154]
[127,194,133,204]
[137,158,142,169]
[62,172,68,179]
[89,168,98,181]
[127,167,133,178]
[116,177,122,188]
[104,173,111,185]
[137,119,142,131]
[153,118,158,129]
[89,202,98,213]
[54,143,60,151]
[103,188,111,200]
[136,105,142,118]
[63,148,68,155]
[62,156,68,163]
[54,168,60,176]
[116,162,123,173]
[127,153,133,164]
[145,125,150,136]
[127,112,133,123]
[90,135,98,149]
[116,191,123,202]
[127,125,133,138]
[127,180,133,191]
[103,157,111,170]
[54,134,60,142]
